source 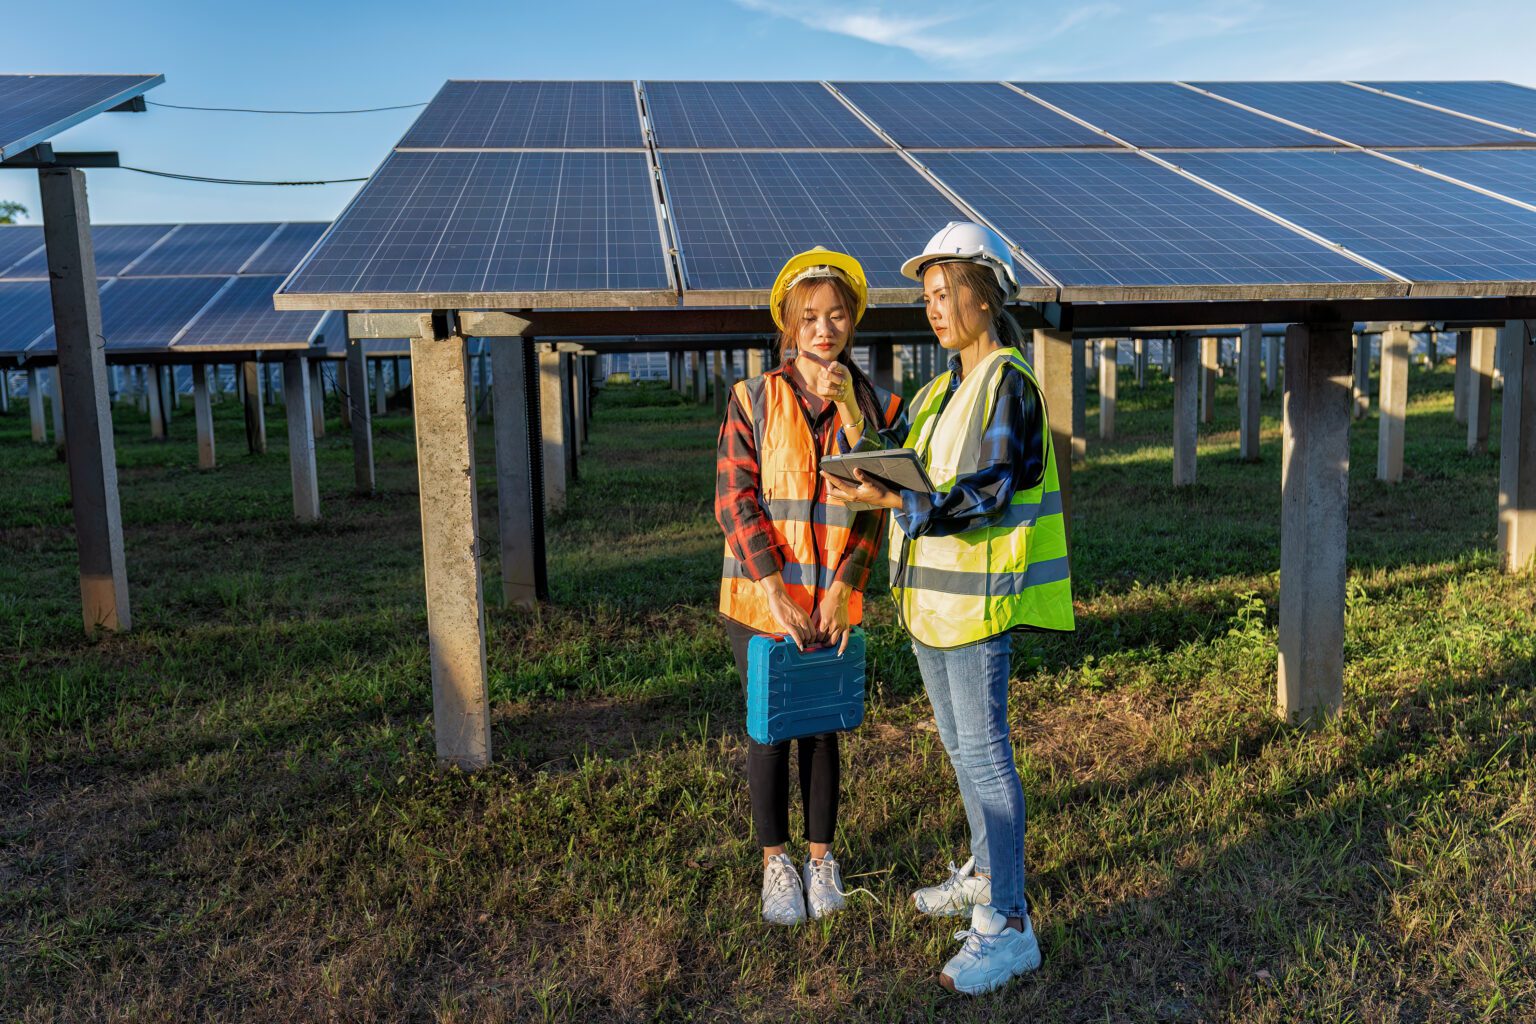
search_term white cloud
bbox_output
[1145,0,1266,46]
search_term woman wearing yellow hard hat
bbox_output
[714,246,904,926]
[823,222,1074,994]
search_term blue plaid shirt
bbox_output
[843,351,1046,539]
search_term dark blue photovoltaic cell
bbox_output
[97,277,226,350]
[1019,82,1325,149]
[122,222,283,277]
[0,227,45,275]
[397,80,642,149]
[1189,82,1531,147]
[3,223,176,279]
[659,151,1036,292]
[644,81,882,149]
[240,222,327,275]
[920,151,1386,288]
[0,74,160,160]
[1395,150,1536,206]
[283,151,669,296]
[1359,82,1536,135]
[1174,151,1536,282]
[833,82,1104,148]
[175,276,326,348]
[0,281,58,354]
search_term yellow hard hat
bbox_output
[769,247,868,331]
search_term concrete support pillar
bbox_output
[47,366,67,456]
[1265,334,1279,394]
[1162,337,1174,377]
[873,342,895,392]
[409,318,491,770]
[1377,325,1411,482]
[573,354,589,447]
[147,365,167,440]
[1468,327,1497,455]
[1134,337,1146,389]
[308,359,325,439]
[1033,329,1074,541]
[539,348,569,512]
[1454,330,1471,426]
[1352,333,1371,420]
[493,338,544,607]
[1098,339,1117,440]
[693,350,707,404]
[27,368,46,442]
[747,347,765,379]
[1498,321,1536,573]
[1173,334,1199,487]
[338,362,351,430]
[1278,321,1352,724]
[1199,335,1218,424]
[40,166,132,634]
[282,357,320,522]
[1240,324,1262,462]
[561,352,579,482]
[1070,337,1086,462]
[713,349,726,417]
[193,363,215,469]
[373,358,387,416]
[241,361,266,455]
[1,369,9,414]
[1424,331,1438,368]
[345,332,374,495]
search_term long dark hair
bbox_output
[935,261,1026,349]
[776,275,886,430]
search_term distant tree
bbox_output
[0,201,25,224]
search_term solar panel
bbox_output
[832,82,1105,149]
[0,280,58,354]
[1357,81,1536,136]
[1018,82,1327,149]
[0,73,162,161]
[919,151,1389,294]
[1394,149,1536,206]
[1188,82,1533,147]
[94,277,227,351]
[173,276,326,349]
[280,150,671,302]
[659,150,1045,298]
[1173,150,1536,286]
[397,80,642,150]
[644,81,882,149]
[3,223,175,279]
[122,222,283,277]
[0,226,45,275]
[239,222,327,274]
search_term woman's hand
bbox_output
[759,572,814,650]
[821,468,904,511]
[812,582,855,655]
[809,359,853,405]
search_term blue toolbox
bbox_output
[746,628,867,745]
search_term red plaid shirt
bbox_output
[715,365,896,592]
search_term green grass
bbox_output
[1,363,1532,1022]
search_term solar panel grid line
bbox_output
[1356,150,1536,216]
[1391,150,1536,207]
[166,274,239,345]
[818,82,909,153]
[642,82,887,150]
[115,222,184,277]
[395,80,644,150]
[633,84,687,303]
[25,277,119,354]
[236,222,289,274]
[124,222,289,277]
[1013,82,1331,149]
[1172,82,1358,149]
[174,275,328,351]
[830,81,1107,149]
[0,230,46,278]
[1342,81,1536,141]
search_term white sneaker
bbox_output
[939,904,1042,995]
[911,857,992,917]
[761,853,807,926]
[803,854,847,920]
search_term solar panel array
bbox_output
[272,78,1536,311]
[0,222,332,363]
[0,73,162,161]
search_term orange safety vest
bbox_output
[719,368,901,634]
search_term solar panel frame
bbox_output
[172,275,328,351]
[1187,81,1535,148]
[0,280,60,357]
[917,150,1399,301]
[0,73,163,161]
[1172,149,1536,295]
[657,150,1052,305]
[1390,149,1536,207]
[1016,82,1332,149]
[643,81,885,149]
[120,222,285,277]
[0,226,45,276]
[2,223,176,279]
[276,150,677,310]
[238,222,328,275]
[1355,81,1536,137]
[396,80,645,150]
[831,81,1110,149]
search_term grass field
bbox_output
[2,359,1532,1022]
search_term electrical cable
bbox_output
[117,165,369,186]
[147,100,426,114]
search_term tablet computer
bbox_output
[820,448,935,511]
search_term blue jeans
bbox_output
[912,632,1028,919]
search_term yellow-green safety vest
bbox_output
[889,346,1074,648]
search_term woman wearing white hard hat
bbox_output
[714,247,904,926]
[823,222,1074,994]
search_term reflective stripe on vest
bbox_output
[890,346,1075,648]
[720,368,900,634]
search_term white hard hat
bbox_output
[900,221,1021,300]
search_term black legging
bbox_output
[724,619,840,848]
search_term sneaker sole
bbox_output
[938,949,1046,995]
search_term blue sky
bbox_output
[5,0,1534,224]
